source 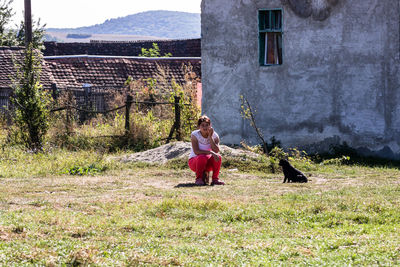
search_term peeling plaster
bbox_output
[282,0,341,21]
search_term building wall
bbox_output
[201,0,400,158]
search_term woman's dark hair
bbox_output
[197,115,211,126]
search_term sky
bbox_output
[10,0,201,28]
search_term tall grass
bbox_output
[3,63,200,153]
[46,108,173,152]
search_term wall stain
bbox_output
[281,0,341,21]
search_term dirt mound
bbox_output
[116,141,260,164]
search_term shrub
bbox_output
[11,45,51,151]
[139,43,172,57]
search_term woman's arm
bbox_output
[191,135,215,155]
[208,128,220,153]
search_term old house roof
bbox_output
[44,38,201,57]
[1,47,201,90]
[44,55,201,89]
[0,46,55,89]
[0,47,23,89]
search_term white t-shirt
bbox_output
[189,129,219,159]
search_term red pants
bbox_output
[188,154,222,180]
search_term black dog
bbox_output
[279,159,308,183]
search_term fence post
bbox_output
[174,96,182,141]
[125,94,133,134]
[51,83,58,100]
[66,90,73,135]
[82,84,92,122]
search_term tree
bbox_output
[14,18,46,49]
[11,44,50,151]
[240,95,269,155]
[0,0,13,33]
[139,43,172,57]
[0,0,45,48]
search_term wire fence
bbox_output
[1,85,195,144]
[50,94,185,143]
[0,88,12,111]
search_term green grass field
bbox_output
[0,148,399,265]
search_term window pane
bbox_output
[265,32,282,65]
[259,12,265,30]
[265,11,271,30]
[274,10,282,30]
[270,11,275,30]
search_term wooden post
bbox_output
[82,85,89,122]
[66,91,73,135]
[51,83,58,100]
[174,96,181,141]
[66,105,71,135]
[166,96,182,143]
[125,94,133,134]
[24,0,33,47]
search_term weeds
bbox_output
[3,63,200,153]
[0,147,115,178]
[64,163,106,176]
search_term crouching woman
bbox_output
[188,115,224,186]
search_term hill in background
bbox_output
[46,10,200,42]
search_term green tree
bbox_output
[14,18,46,49]
[139,43,172,57]
[11,44,50,151]
[0,0,45,49]
[0,0,13,32]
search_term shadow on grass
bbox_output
[175,183,204,188]
[313,142,400,169]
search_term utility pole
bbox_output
[24,0,32,47]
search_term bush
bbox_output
[11,45,51,151]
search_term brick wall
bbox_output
[44,39,201,57]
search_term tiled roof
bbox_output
[1,47,201,90]
[44,55,201,89]
[44,38,201,57]
[0,46,55,89]
[0,47,24,89]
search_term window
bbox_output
[259,9,283,66]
